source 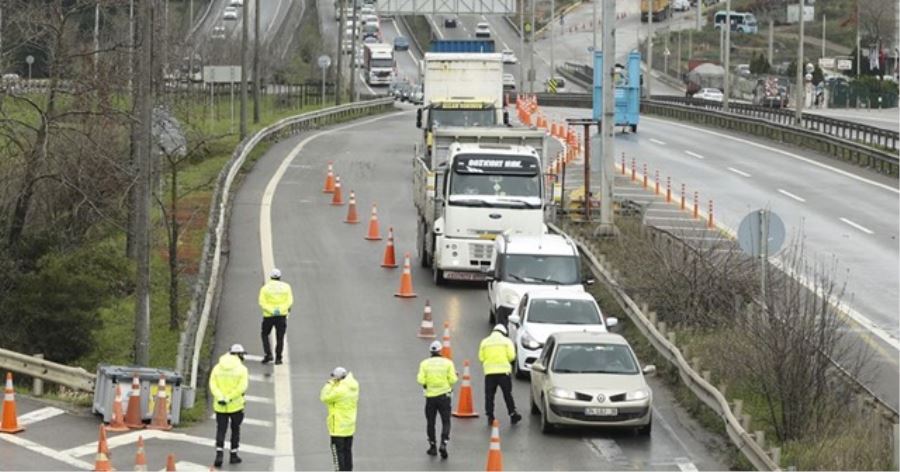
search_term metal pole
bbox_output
[240,0,249,138]
[768,17,774,65]
[253,0,260,123]
[592,0,597,54]
[550,0,555,78]
[821,14,826,58]
[129,0,134,91]
[647,0,654,97]
[795,0,804,124]
[723,4,731,111]
[519,1,525,90]
[688,29,692,60]
[189,0,194,28]
[529,0,536,92]
[759,209,769,302]
[664,29,669,75]
[231,74,235,134]
[336,0,345,104]
[599,0,615,228]
[322,66,326,105]
[855,0,860,77]
[350,0,359,101]
[677,30,682,78]
[94,2,100,80]
[0,6,3,74]
[583,123,591,221]
[695,0,701,30]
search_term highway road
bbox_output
[193,0,296,65]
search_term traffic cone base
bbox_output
[0,372,24,434]
[395,253,417,298]
[452,360,479,417]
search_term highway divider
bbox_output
[0,348,95,393]
[175,98,396,391]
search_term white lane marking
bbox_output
[245,394,275,404]
[161,461,209,471]
[17,406,65,426]
[777,188,806,202]
[675,458,700,472]
[727,167,751,177]
[210,413,274,427]
[243,354,264,362]
[649,138,666,145]
[839,217,874,235]
[0,433,93,470]
[483,15,512,51]
[63,430,277,458]
[248,373,272,383]
[426,15,445,39]
[643,116,900,194]
[684,150,705,159]
[260,110,406,470]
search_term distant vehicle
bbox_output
[399,82,413,101]
[229,0,244,6]
[640,0,670,21]
[411,85,424,105]
[714,11,758,33]
[501,48,518,64]
[444,16,458,27]
[393,36,410,51]
[530,331,655,435]
[694,87,724,101]
[475,22,491,38]
[360,13,379,26]
[672,0,690,11]
[364,43,395,85]
[753,77,789,108]
[503,73,517,95]
[223,6,238,20]
[211,24,227,39]
[361,22,380,40]
[735,63,751,76]
[389,80,406,99]
[544,76,567,93]
[360,4,376,14]
[593,51,641,132]
[363,36,378,44]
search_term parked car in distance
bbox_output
[694,87,723,101]
[394,36,410,51]
[475,22,491,38]
[363,36,378,44]
[503,73,517,95]
[501,48,518,64]
[530,331,655,435]
[223,6,238,20]
[444,16,458,27]
[672,0,690,11]
[410,84,424,104]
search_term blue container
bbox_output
[593,50,641,131]
[429,39,496,53]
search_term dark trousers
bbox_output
[261,316,287,360]
[425,394,451,444]
[330,436,353,471]
[484,373,516,419]
[215,410,244,452]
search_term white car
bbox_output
[475,22,491,38]
[672,0,690,11]
[211,25,227,39]
[508,290,618,377]
[694,87,724,101]
[360,4,376,14]
[229,0,244,6]
[223,6,238,20]
[501,48,518,64]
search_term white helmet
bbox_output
[429,340,443,353]
[229,343,246,354]
[270,268,282,280]
[330,366,348,380]
[493,324,508,336]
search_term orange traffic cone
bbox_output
[0,372,24,434]
[106,384,130,432]
[417,300,436,338]
[124,374,145,429]
[441,322,453,359]
[94,424,112,471]
[166,453,177,471]
[364,204,382,240]
[344,191,359,224]
[147,376,172,431]
[394,253,417,298]
[134,436,148,471]
[331,176,344,206]
[323,162,335,193]
[452,360,479,417]
[381,227,398,268]
[486,419,503,471]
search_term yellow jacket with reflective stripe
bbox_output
[417,356,458,398]
[320,373,359,437]
[258,280,293,317]
[209,354,249,414]
[478,331,515,375]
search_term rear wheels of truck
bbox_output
[433,268,445,285]
[418,219,432,268]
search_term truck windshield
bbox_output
[430,109,496,127]
[449,154,541,201]
[370,58,393,68]
[499,254,579,285]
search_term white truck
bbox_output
[414,127,548,284]
[416,53,507,149]
[363,43,394,85]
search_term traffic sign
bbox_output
[25,55,34,65]
[663,48,671,57]
[318,55,332,69]
[737,209,785,258]
[547,78,558,93]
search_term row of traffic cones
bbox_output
[95,426,179,471]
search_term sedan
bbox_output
[229,0,244,6]
[475,22,491,38]
[501,48,518,64]
[530,331,655,435]
[444,16,458,27]
[694,87,724,101]
[223,6,238,20]
[393,36,410,51]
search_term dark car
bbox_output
[444,16,457,27]
[393,36,410,51]
[399,82,413,102]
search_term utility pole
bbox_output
[647,0,653,97]
[695,0,702,30]
[677,30,682,78]
[550,0,555,79]
[795,0,804,123]
[1,6,5,75]
[768,17,774,65]
[240,0,248,138]
[336,0,345,104]
[599,0,616,229]
[592,0,597,53]
[253,0,260,123]
[529,0,536,92]
[350,0,359,101]
[855,0,860,77]
[821,13,825,58]
[129,0,135,91]
[723,4,731,111]
[94,2,101,80]
[519,1,525,90]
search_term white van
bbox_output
[714,11,758,33]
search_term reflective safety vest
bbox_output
[478,331,515,375]
[209,353,249,414]
[258,279,294,318]
[320,373,360,437]
[417,356,458,398]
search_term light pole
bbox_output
[723,3,731,111]
[350,0,359,101]
[795,0,804,124]
[647,0,654,97]
[592,0,597,54]
[336,0,345,104]
[529,0,536,92]
[599,0,616,229]
[550,0,555,79]
[253,0,260,123]
[519,0,525,90]
[240,0,248,139]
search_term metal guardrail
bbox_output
[0,348,96,393]
[175,98,395,389]
[547,223,781,471]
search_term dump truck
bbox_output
[363,43,395,85]
[641,0,671,22]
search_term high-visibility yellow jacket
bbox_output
[320,373,359,437]
[417,356,458,398]
[478,331,516,375]
[258,279,293,317]
[209,353,249,414]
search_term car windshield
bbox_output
[552,343,638,374]
[500,254,579,285]
[429,109,496,127]
[528,299,601,324]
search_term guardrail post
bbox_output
[741,413,752,432]
[33,353,44,396]
[733,399,743,417]
[648,311,657,326]
[667,331,676,346]
[769,447,781,467]
[754,430,765,449]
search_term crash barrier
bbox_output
[0,347,95,393]
[92,366,185,426]
[175,98,395,391]
[529,91,899,177]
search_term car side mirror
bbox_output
[416,108,422,129]
[642,365,656,376]
[508,314,521,326]
[583,278,595,286]
[605,317,618,328]
[531,361,546,373]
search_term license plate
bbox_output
[444,271,488,281]
[584,407,617,416]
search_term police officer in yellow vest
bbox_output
[417,340,458,459]
[209,344,249,467]
[320,367,359,471]
[258,268,293,365]
[478,324,521,427]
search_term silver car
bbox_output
[530,331,655,435]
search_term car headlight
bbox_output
[520,331,543,350]
[549,387,577,400]
[503,292,520,307]
[625,389,649,401]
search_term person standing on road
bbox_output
[417,340,458,459]
[479,324,522,427]
[209,344,249,467]
[320,367,359,471]
[258,268,293,365]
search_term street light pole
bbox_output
[519,0,525,90]
[647,0,654,97]
[336,0,345,104]
[599,0,616,229]
[240,0,248,139]
[529,0,536,92]
[795,0,805,123]
[253,0,260,123]
[350,0,359,101]
[550,0,555,79]
[723,3,731,111]
[592,0,597,53]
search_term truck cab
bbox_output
[364,43,394,85]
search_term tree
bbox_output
[750,52,771,75]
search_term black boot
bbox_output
[439,441,448,459]
[214,451,223,467]
[230,452,242,464]
[426,441,437,456]
[261,356,273,364]
[511,412,522,424]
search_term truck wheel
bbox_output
[433,268,445,286]
[418,221,432,268]
[630,124,637,133]
[489,307,496,324]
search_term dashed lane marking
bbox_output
[244,394,275,404]
[159,461,209,471]
[0,433,93,470]
[777,188,806,202]
[17,406,65,426]
[675,457,700,472]
[727,167,751,178]
[649,138,666,145]
[839,217,874,235]
[62,430,277,458]
[684,150,704,159]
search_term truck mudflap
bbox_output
[443,270,491,282]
